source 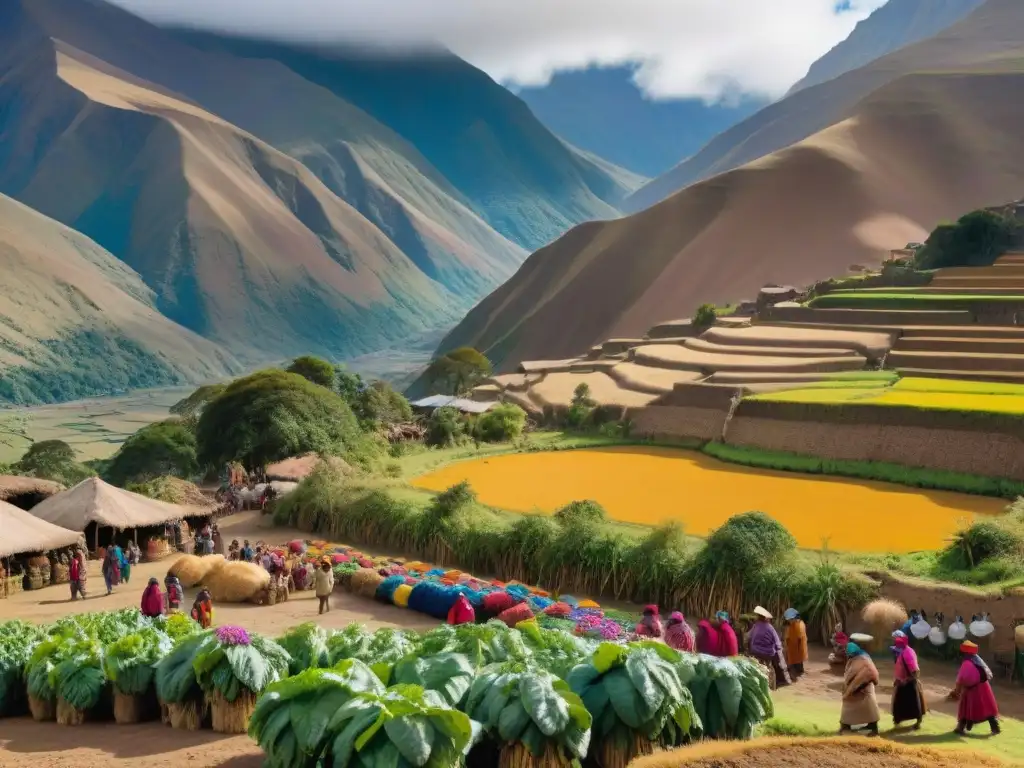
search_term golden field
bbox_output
[411,446,1003,553]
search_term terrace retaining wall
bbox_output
[722,400,1024,480]
[630,405,729,441]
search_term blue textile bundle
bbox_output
[375,574,407,604]
[408,581,461,619]
[452,585,485,609]
[528,595,554,612]
[426,568,447,578]
[506,584,530,602]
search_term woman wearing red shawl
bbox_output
[696,619,719,655]
[665,612,695,652]
[949,641,1000,735]
[140,578,165,618]
[634,605,663,638]
[698,611,738,657]
[890,630,926,728]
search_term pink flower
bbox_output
[216,625,252,646]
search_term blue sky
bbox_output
[112,0,889,101]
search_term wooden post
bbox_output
[94,525,99,553]
[134,528,138,545]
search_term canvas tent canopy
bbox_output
[29,477,199,533]
[0,498,82,558]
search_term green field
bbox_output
[750,377,1024,414]
[809,292,1024,309]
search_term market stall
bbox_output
[0,475,63,510]
[0,498,83,595]
[27,477,210,561]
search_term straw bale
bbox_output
[862,599,907,640]
[168,555,225,588]
[29,695,55,721]
[201,561,270,603]
[168,699,205,730]
[209,689,257,734]
[350,568,385,599]
[56,696,86,726]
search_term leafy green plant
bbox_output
[323,684,476,767]
[277,622,332,675]
[685,653,772,740]
[692,303,717,328]
[327,624,372,666]
[391,653,476,708]
[155,632,215,705]
[0,620,44,714]
[192,627,291,703]
[567,643,700,768]
[104,628,172,695]
[51,637,105,711]
[476,403,527,443]
[415,622,531,669]
[426,406,467,448]
[465,661,591,766]
[249,662,385,768]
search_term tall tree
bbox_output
[425,347,492,395]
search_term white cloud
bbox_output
[110,0,889,101]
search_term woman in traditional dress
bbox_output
[665,612,695,652]
[840,642,880,735]
[716,611,739,657]
[140,577,165,618]
[696,617,719,655]
[634,605,663,638]
[191,588,214,628]
[949,640,1000,735]
[749,606,790,688]
[783,608,809,679]
[891,630,926,729]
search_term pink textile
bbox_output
[696,620,719,655]
[447,595,475,626]
[957,659,999,723]
[893,646,919,682]
[140,585,165,617]
[665,621,695,652]
[718,622,739,657]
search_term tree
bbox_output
[566,382,596,428]
[103,420,199,486]
[195,369,367,469]
[476,403,527,442]
[334,365,365,407]
[914,210,1019,269]
[425,347,492,396]
[357,380,413,428]
[425,406,465,448]
[169,383,226,424]
[15,440,94,486]
[692,303,717,328]
[286,355,337,389]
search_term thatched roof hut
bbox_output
[0,499,82,558]
[29,478,204,548]
[0,474,64,510]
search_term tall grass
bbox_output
[702,442,1024,498]
[276,463,873,623]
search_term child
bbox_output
[165,574,184,613]
[191,588,214,628]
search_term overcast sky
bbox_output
[110,0,889,102]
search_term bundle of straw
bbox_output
[350,568,385,600]
[208,689,258,734]
[28,695,54,722]
[56,696,85,726]
[168,696,206,730]
[202,561,270,603]
[861,599,907,652]
[113,691,146,724]
[168,555,225,588]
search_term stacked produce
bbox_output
[1,612,773,767]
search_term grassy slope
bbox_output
[0,193,239,405]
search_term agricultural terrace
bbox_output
[410,446,1001,553]
[751,376,1024,413]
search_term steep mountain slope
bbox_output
[788,0,985,94]
[516,66,762,177]
[0,193,240,404]
[437,0,1024,371]
[625,0,1014,212]
[169,31,641,251]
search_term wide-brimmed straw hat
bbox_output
[753,606,772,620]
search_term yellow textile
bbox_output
[393,584,413,608]
[785,620,809,665]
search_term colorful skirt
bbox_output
[891,679,926,724]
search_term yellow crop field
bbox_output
[411,447,1003,553]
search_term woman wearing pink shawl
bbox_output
[949,641,1000,735]
[665,612,695,652]
[696,619,719,655]
[634,605,663,638]
[890,630,926,729]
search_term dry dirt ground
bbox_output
[3,511,1024,766]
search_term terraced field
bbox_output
[751,376,1024,413]
[411,446,1003,553]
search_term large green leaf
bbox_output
[383,714,433,765]
[392,653,474,708]
[497,700,531,742]
[519,673,569,737]
[603,668,650,729]
[624,650,666,715]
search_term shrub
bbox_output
[553,500,607,529]
[475,403,527,442]
[941,520,1022,570]
[425,407,465,448]
[914,209,1019,269]
[104,420,198,486]
[424,347,492,396]
[356,380,412,428]
[692,303,717,328]
[169,384,226,425]
[195,369,369,469]
[286,355,336,389]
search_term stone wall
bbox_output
[630,405,728,441]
